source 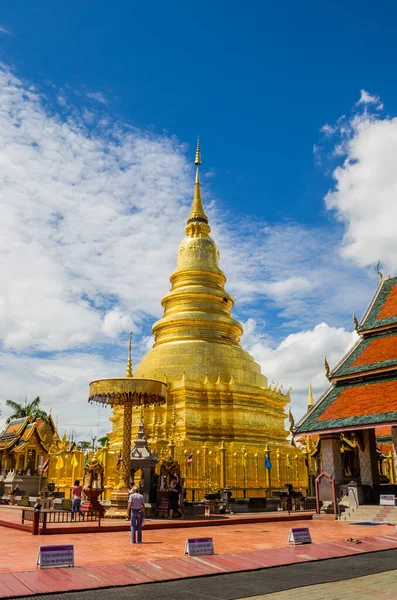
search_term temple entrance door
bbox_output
[315,471,339,519]
[132,468,144,492]
[17,455,24,474]
[26,449,36,474]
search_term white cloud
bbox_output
[242,320,358,419]
[325,110,397,272]
[86,91,108,104]
[102,308,133,339]
[0,25,10,35]
[0,352,123,439]
[357,89,383,109]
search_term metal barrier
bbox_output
[22,508,101,534]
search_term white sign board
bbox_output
[380,495,395,506]
[288,527,312,545]
[185,537,214,556]
[37,545,74,569]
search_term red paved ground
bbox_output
[1,517,397,598]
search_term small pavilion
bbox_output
[295,271,397,505]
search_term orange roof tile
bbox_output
[377,285,397,320]
[376,426,392,436]
[378,443,393,453]
[317,380,397,421]
[352,335,397,367]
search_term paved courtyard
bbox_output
[1,515,397,598]
[0,516,395,572]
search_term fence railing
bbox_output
[22,508,102,534]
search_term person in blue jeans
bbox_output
[71,479,84,520]
[127,485,145,543]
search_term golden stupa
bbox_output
[109,140,290,454]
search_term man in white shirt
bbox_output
[127,485,145,543]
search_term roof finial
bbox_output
[195,136,201,166]
[125,331,133,377]
[186,137,209,234]
[376,260,383,281]
[324,356,330,379]
[308,382,314,408]
[353,312,359,332]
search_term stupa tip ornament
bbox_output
[125,331,133,378]
[195,136,201,165]
[186,137,209,234]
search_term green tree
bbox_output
[97,436,110,447]
[6,396,49,424]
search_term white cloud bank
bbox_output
[0,73,395,434]
[325,91,397,273]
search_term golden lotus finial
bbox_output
[125,331,133,378]
[195,136,201,165]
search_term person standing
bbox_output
[71,479,84,520]
[128,485,145,543]
[168,476,185,519]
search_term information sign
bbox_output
[37,545,74,569]
[288,527,312,545]
[184,537,214,556]
[380,495,395,506]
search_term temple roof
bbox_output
[359,276,397,333]
[0,417,55,453]
[0,418,29,451]
[331,330,397,378]
[296,376,397,434]
[296,274,397,436]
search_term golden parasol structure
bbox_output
[88,334,167,514]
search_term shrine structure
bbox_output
[295,271,397,505]
[106,140,304,498]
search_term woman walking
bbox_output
[128,485,145,543]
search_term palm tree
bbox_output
[6,396,49,424]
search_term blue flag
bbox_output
[265,456,272,470]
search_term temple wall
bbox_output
[48,441,311,501]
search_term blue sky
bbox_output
[1,1,397,437]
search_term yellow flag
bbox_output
[71,454,79,468]
[55,455,64,470]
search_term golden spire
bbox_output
[186,137,209,232]
[125,331,133,377]
[195,136,201,166]
[308,382,314,408]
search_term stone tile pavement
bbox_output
[241,570,397,600]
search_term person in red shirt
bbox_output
[71,479,84,520]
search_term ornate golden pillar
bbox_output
[202,442,208,483]
[388,452,395,484]
[276,448,281,487]
[264,444,271,494]
[219,441,226,489]
[122,402,133,488]
[294,454,299,486]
